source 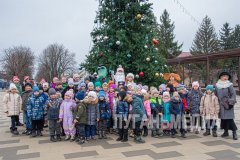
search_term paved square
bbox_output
[0,91,239,160]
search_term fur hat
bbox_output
[126,73,134,79]
[12,76,19,81]
[48,88,56,95]
[9,83,17,90]
[206,85,215,91]
[173,91,180,97]
[68,78,74,85]
[219,71,231,80]
[192,81,200,88]
[88,91,97,100]
[88,82,94,87]
[33,86,40,92]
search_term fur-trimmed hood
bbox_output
[216,80,232,89]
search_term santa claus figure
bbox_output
[114,65,125,86]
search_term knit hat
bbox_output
[173,91,180,97]
[110,83,116,89]
[88,91,97,100]
[206,85,215,91]
[192,81,200,88]
[141,89,147,94]
[102,82,108,88]
[75,91,85,100]
[88,82,94,87]
[24,76,30,81]
[33,86,40,92]
[176,84,185,91]
[126,73,134,79]
[79,82,86,88]
[98,90,106,98]
[84,76,90,82]
[68,78,74,85]
[9,83,17,90]
[65,90,73,97]
[163,91,170,97]
[24,83,32,88]
[142,85,149,91]
[48,88,56,95]
[94,81,101,88]
[159,84,166,91]
[12,76,19,81]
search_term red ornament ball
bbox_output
[152,38,158,45]
[139,71,144,77]
[99,52,104,57]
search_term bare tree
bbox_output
[36,43,76,82]
[0,46,35,81]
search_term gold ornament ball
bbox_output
[136,14,142,20]
[155,73,160,77]
[146,57,150,61]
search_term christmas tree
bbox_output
[81,0,167,86]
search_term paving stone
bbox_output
[152,141,182,148]
[64,151,98,159]
[202,140,240,149]
[176,134,202,140]
[0,139,20,145]
[206,149,240,160]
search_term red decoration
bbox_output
[139,71,144,77]
[99,52,104,57]
[152,38,158,45]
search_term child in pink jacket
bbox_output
[143,91,151,137]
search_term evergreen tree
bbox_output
[81,0,167,85]
[158,9,182,58]
[219,22,233,50]
[191,16,219,54]
[232,24,240,48]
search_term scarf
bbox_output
[216,80,232,89]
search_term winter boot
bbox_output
[233,131,238,140]
[65,134,70,141]
[221,130,229,137]
[26,130,32,135]
[143,127,148,137]
[156,129,163,137]
[70,134,75,142]
[203,129,211,136]
[134,136,145,143]
[50,136,57,142]
[56,135,62,141]
[212,130,218,137]
[37,130,43,136]
[79,137,85,144]
[22,129,28,135]
[151,130,158,138]
[102,131,107,139]
[31,130,36,137]
[98,131,103,139]
[12,129,19,135]
[181,132,186,138]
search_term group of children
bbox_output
[3,74,222,144]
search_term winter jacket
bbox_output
[62,82,68,89]
[40,92,48,104]
[84,97,100,125]
[131,96,145,122]
[150,97,163,117]
[215,80,236,119]
[200,92,219,120]
[45,98,63,120]
[27,94,45,120]
[162,101,171,122]
[75,102,87,124]
[144,100,151,119]
[108,92,115,112]
[169,98,185,115]
[116,100,129,120]
[15,83,22,95]
[3,91,22,117]
[98,99,111,120]
[59,99,76,119]
[21,90,32,111]
[187,89,203,115]
[179,92,188,112]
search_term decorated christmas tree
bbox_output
[81,0,167,86]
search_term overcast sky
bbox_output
[0,0,239,64]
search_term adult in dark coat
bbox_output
[215,71,238,140]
